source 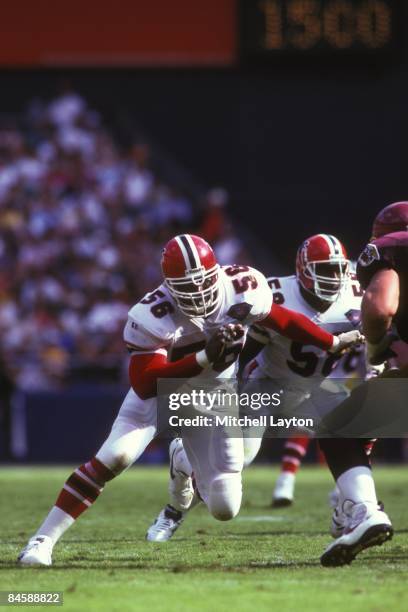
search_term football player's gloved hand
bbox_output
[205,324,245,363]
[366,333,397,365]
[329,330,365,354]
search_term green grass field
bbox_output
[0,465,406,612]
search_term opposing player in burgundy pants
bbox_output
[319,201,408,566]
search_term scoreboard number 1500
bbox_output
[241,0,395,54]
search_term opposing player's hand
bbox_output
[329,330,365,354]
[205,324,245,363]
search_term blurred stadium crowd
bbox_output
[0,87,249,391]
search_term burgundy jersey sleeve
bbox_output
[357,232,408,341]
[357,232,408,289]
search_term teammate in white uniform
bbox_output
[18,234,361,565]
[268,253,373,506]
[244,242,364,505]
[146,234,365,541]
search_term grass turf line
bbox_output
[0,465,406,612]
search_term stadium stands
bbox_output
[0,88,248,391]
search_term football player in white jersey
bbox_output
[244,237,365,507]
[146,234,365,542]
[18,234,361,566]
[270,346,365,508]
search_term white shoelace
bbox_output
[154,516,175,532]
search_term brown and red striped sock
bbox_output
[34,457,116,545]
[55,457,115,519]
[281,437,310,474]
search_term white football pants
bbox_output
[96,387,244,521]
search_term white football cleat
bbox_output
[168,438,194,512]
[146,505,184,542]
[330,499,386,539]
[17,536,53,567]
[321,502,393,567]
[330,507,347,539]
[272,472,295,507]
[330,498,353,538]
[328,487,340,510]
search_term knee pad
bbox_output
[208,474,242,521]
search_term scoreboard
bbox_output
[240,0,399,58]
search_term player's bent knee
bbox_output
[209,495,241,521]
[210,504,238,521]
[96,450,134,475]
[208,475,242,521]
[111,453,134,474]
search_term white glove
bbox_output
[329,330,365,353]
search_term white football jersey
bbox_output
[249,274,363,389]
[123,265,273,380]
